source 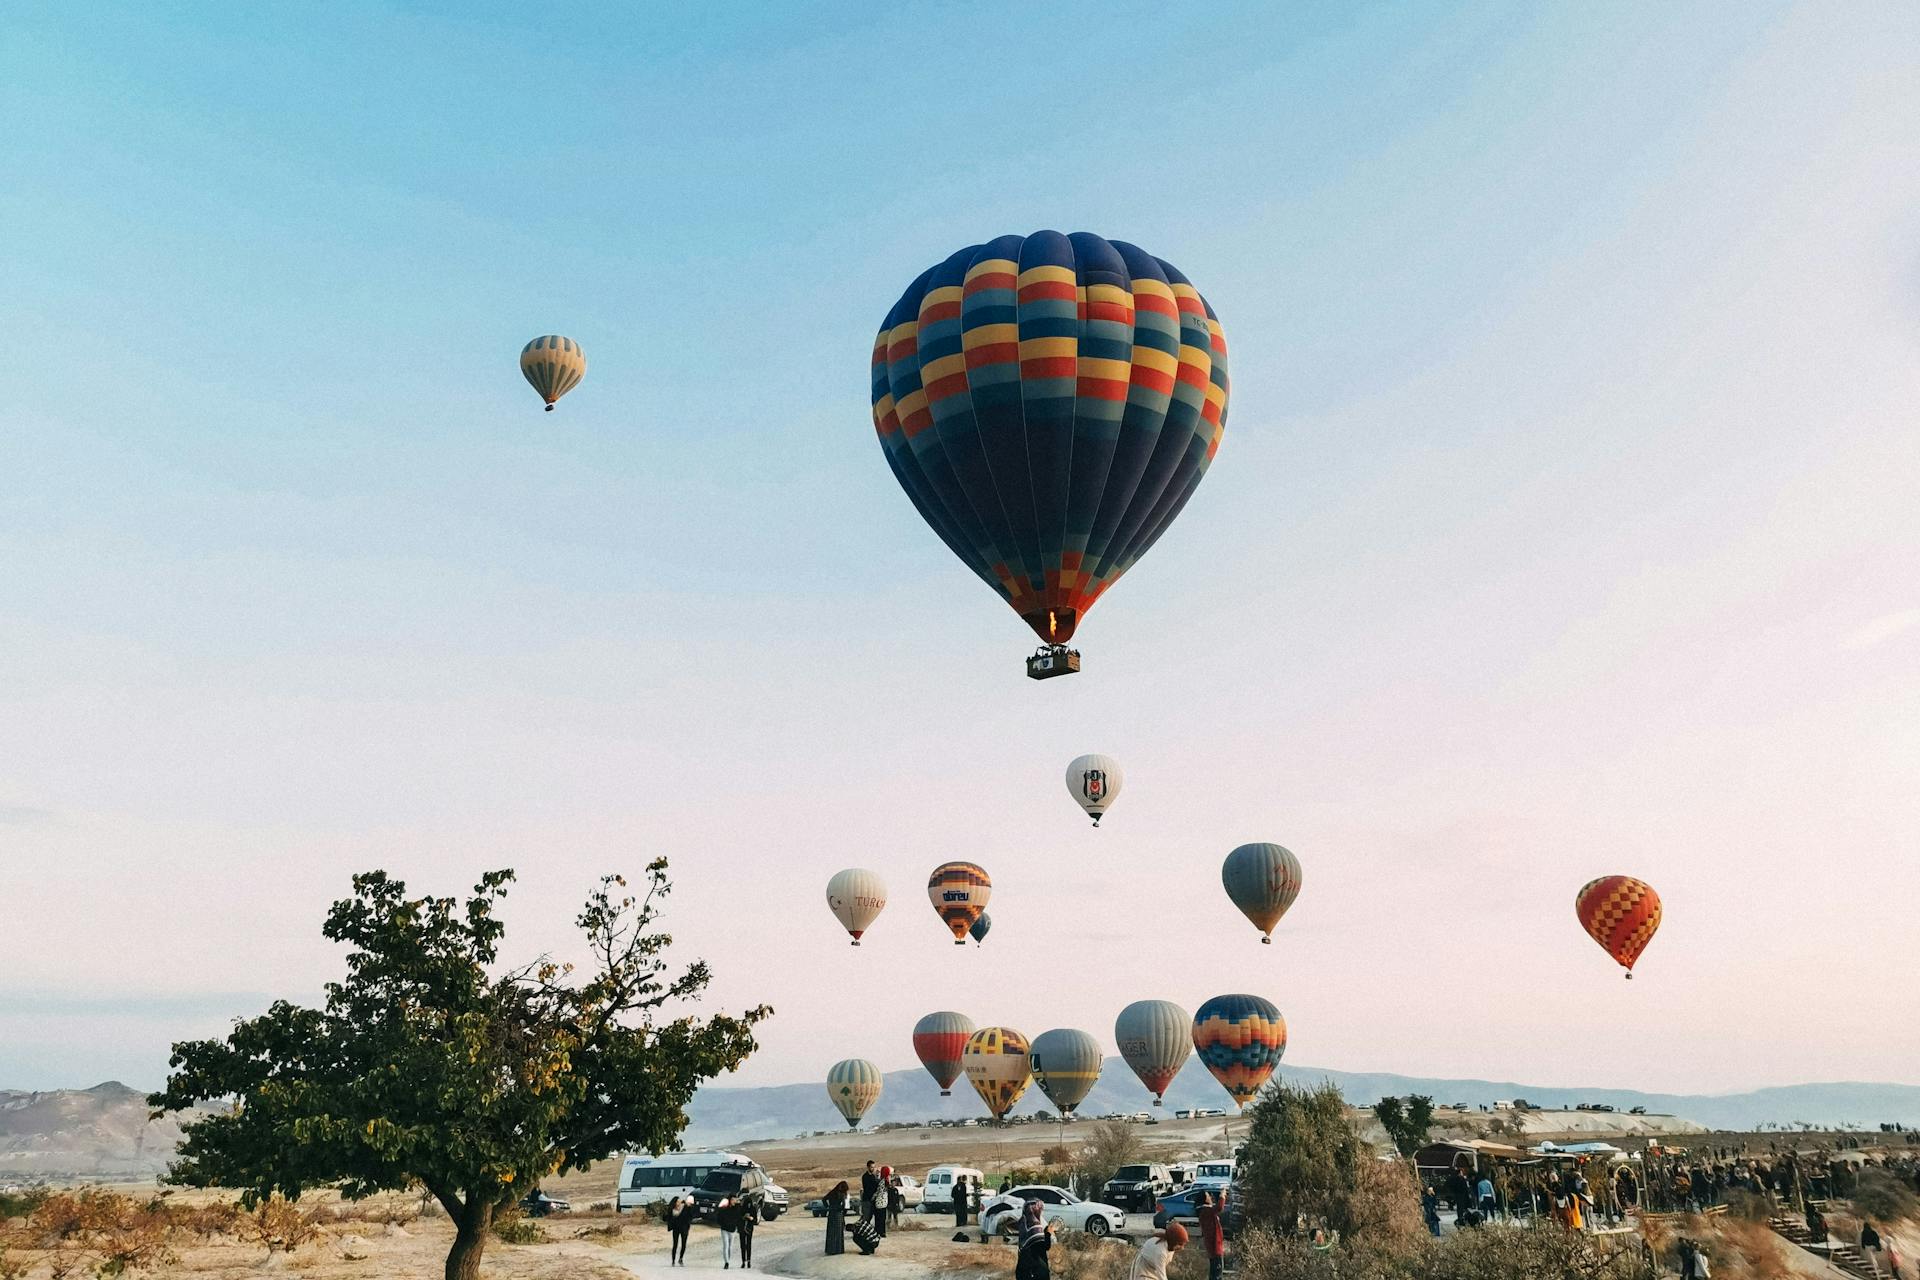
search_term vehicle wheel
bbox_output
[762,1205,778,1222]
[1086,1217,1109,1237]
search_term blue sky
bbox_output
[3,2,1918,1099]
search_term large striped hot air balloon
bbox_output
[826,868,888,945]
[870,232,1230,672]
[913,1011,976,1096]
[1029,1028,1103,1116]
[1065,754,1123,826]
[1222,843,1303,944]
[827,1058,883,1129]
[962,1026,1032,1119]
[1575,876,1662,978]
[927,862,991,944]
[519,335,586,411]
[1114,999,1191,1106]
[1191,994,1287,1109]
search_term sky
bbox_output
[2,2,1918,1102]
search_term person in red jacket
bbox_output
[1196,1191,1226,1280]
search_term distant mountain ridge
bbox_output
[6,1068,1917,1180]
[682,1058,1920,1147]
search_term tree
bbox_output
[1373,1094,1435,1158]
[1240,1082,1422,1246]
[150,860,768,1280]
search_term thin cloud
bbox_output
[0,805,54,826]
[1839,608,1920,653]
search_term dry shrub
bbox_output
[1723,1190,1772,1221]
[16,1189,180,1277]
[490,1206,545,1245]
[1050,1232,1134,1280]
[250,1194,324,1253]
[1711,1217,1794,1280]
[1854,1169,1920,1224]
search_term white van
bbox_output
[616,1150,749,1213]
[1192,1159,1235,1190]
[921,1165,985,1214]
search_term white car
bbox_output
[889,1174,924,1209]
[1191,1160,1236,1191]
[982,1185,1128,1238]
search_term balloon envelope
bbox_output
[826,868,888,944]
[1029,1028,1102,1115]
[913,1011,976,1096]
[969,912,992,944]
[1191,994,1287,1109]
[827,1058,883,1128]
[928,862,991,944]
[962,1026,1032,1119]
[871,232,1230,646]
[1065,754,1123,826]
[1114,999,1191,1104]
[1575,876,1662,976]
[1222,843,1303,942]
[520,335,586,411]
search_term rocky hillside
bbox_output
[0,1082,196,1181]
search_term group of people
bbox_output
[659,1193,759,1270]
[819,1160,908,1257]
[1430,1159,1616,1232]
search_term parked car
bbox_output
[1102,1163,1173,1212]
[922,1165,984,1214]
[982,1185,1127,1237]
[689,1159,788,1221]
[1630,1106,1647,1115]
[1174,1109,1197,1119]
[1167,1164,1193,1187]
[1154,1186,1225,1228]
[1197,1108,1227,1118]
[889,1173,925,1208]
[1191,1160,1235,1191]
[615,1149,755,1214]
[519,1191,571,1217]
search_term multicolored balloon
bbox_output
[1221,843,1303,944]
[826,868,888,945]
[962,1026,1032,1120]
[1065,754,1123,826]
[826,1058,883,1129]
[1029,1028,1102,1116]
[1114,999,1191,1105]
[1191,994,1287,1109]
[520,335,586,412]
[870,232,1230,652]
[928,862,991,945]
[913,1011,976,1096]
[969,912,992,945]
[1575,876,1662,978]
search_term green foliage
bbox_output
[1241,1082,1412,1241]
[149,858,768,1280]
[1372,1095,1435,1158]
[0,1188,47,1220]
[489,1207,544,1245]
[1235,1222,1656,1280]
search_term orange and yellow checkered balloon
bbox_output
[1575,875,1662,977]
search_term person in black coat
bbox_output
[664,1196,694,1266]
[824,1181,849,1256]
[737,1194,759,1269]
[714,1197,745,1269]
[953,1174,970,1227]
[861,1160,880,1225]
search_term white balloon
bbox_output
[1065,754,1124,826]
[826,868,887,945]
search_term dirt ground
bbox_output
[100,1208,1017,1279]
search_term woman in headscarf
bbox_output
[872,1167,892,1238]
[1015,1199,1056,1280]
[824,1180,849,1256]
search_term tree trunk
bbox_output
[445,1197,493,1280]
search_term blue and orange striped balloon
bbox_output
[1191,994,1287,1109]
[871,232,1229,647]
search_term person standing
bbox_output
[665,1196,694,1266]
[861,1160,880,1226]
[871,1170,891,1239]
[1196,1191,1226,1280]
[737,1193,758,1270]
[824,1181,849,1256]
[1016,1200,1056,1280]
[1421,1184,1442,1237]
[714,1196,743,1269]
[954,1173,971,1227]
[888,1170,904,1229]
[1130,1223,1187,1280]
[1477,1171,1497,1223]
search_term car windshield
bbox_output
[700,1170,744,1193]
[1115,1166,1152,1180]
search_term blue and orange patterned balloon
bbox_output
[1191,994,1287,1110]
[871,232,1229,648]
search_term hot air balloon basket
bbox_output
[1026,646,1082,680]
